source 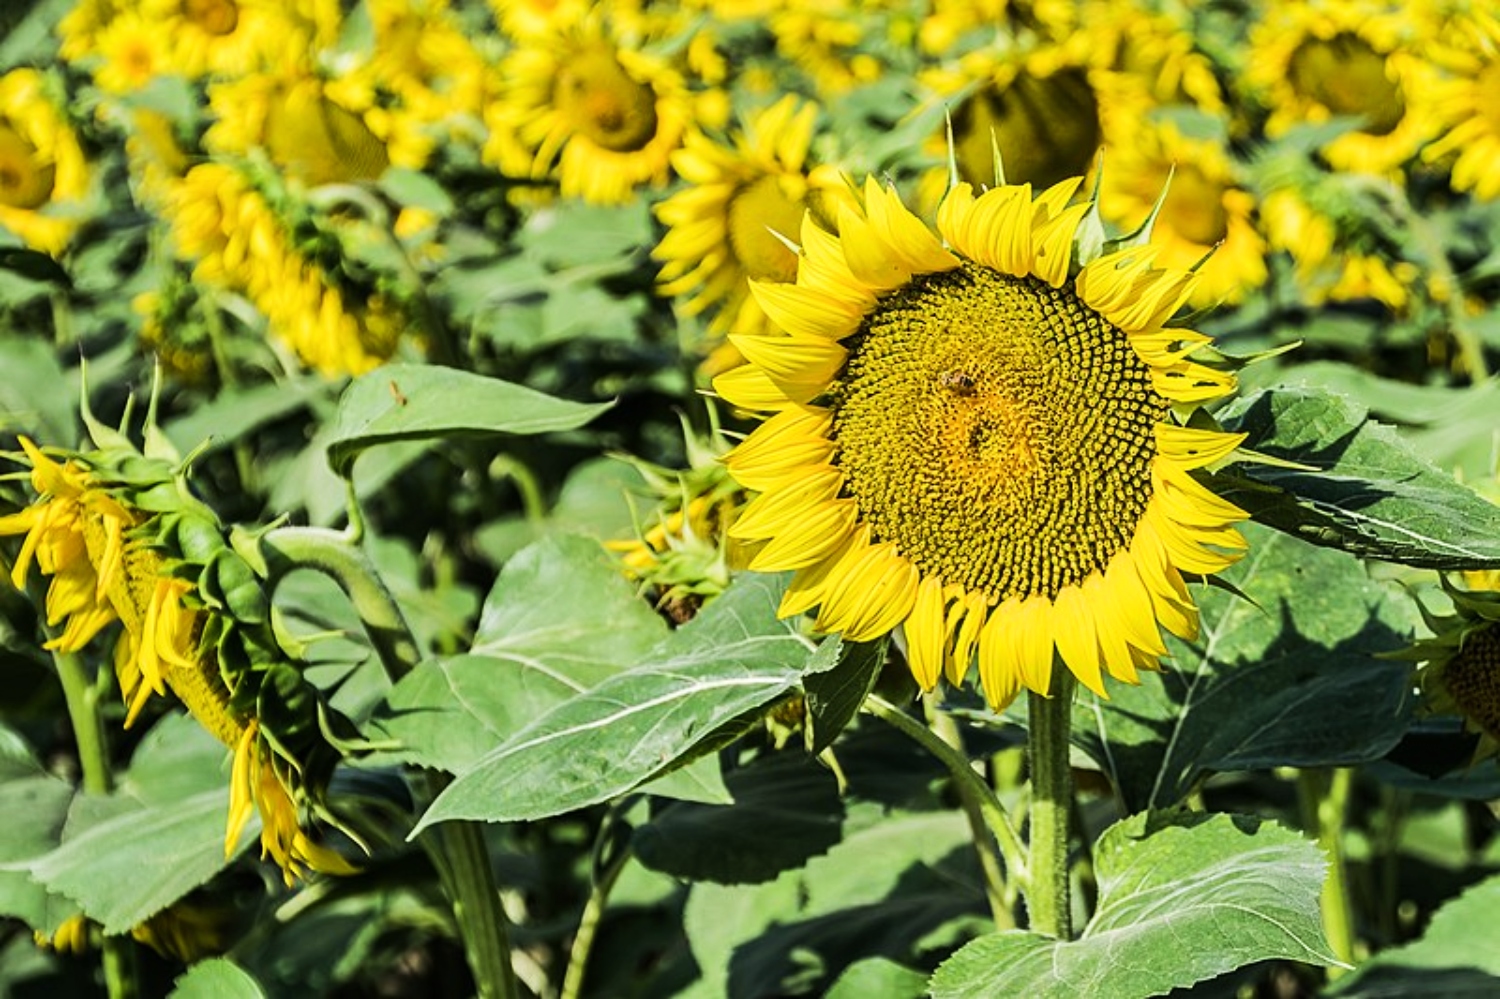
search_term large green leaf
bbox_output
[633,750,844,884]
[164,378,326,456]
[676,806,980,999]
[1327,873,1500,997]
[326,362,612,475]
[1215,386,1500,569]
[170,958,268,999]
[411,573,809,830]
[929,812,1335,999]
[29,716,241,934]
[368,534,669,770]
[1067,523,1417,812]
[0,734,76,930]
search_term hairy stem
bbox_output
[1026,667,1076,939]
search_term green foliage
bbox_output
[169,959,268,999]
[412,572,809,829]
[326,363,614,476]
[1067,523,1419,811]
[1217,386,1500,569]
[930,812,1336,999]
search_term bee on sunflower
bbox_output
[0,416,364,885]
[714,166,1248,709]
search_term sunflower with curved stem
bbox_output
[1245,2,1437,175]
[716,175,1247,708]
[1101,121,1267,307]
[484,14,710,204]
[0,435,360,884]
[654,96,853,355]
[1420,7,1500,200]
[0,69,91,255]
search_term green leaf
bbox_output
[170,958,268,999]
[803,637,888,754]
[0,247,70,287]
[1067,523,1417,812]
[163,379,325,456]
[29,717,239,934]
[633,750,844,884]
[0,335,76,445]
[326,362,612,476]
[929,812,1336,999]
[367,534,670,769]
[411,573,808,830]
[634,753,733,805]
[378,167,454,215]
[825,958,928,999]
[1327,873,1500,997]
[0,765,76,928]
[679,807,979,999]
[1215,386,1500,570]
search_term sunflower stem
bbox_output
[1026,668,1076,940]
[259,527,518,999]
[261,526,421,681]
[1300,767,1357,977]
[864,694,1026,925]
[48,641,138,999]
[562,805,632,999]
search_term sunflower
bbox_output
[1259,185,1415,310]
[715,175,1247,708]
[1086,0,1226,119]
[917,41,1107,207]
[87,12,175,94]
[1245,2,1437,175]
[1420,7,1500,200]
[1100,121,1267,307]
[162,162,404,375]
[484,14,708,204]
[654,96,852,351]
[1405,581,1500,763]
[1,437,357,884]
[207,70,400,186]
[0,69,91,255]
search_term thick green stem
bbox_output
[48,643,137,999]
[262,526,421,681]
[1300,768,1357,977]
[261,526,517,999]
[864,694,1026,926]
[1026,668,1075,939]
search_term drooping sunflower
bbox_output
[1100,121,1267,308]
[1245,1,1437,175]
[484,14,709,204]
[0,437,358,884]
[917,40,1108,207]
[716,176,1247,707]
[1405,581,1500,764]
[654,96,853,353]
[0,68,91,255]
[162,161,405,375]
[1419,7,1500,200]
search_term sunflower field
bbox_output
[3,0,1500,996]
